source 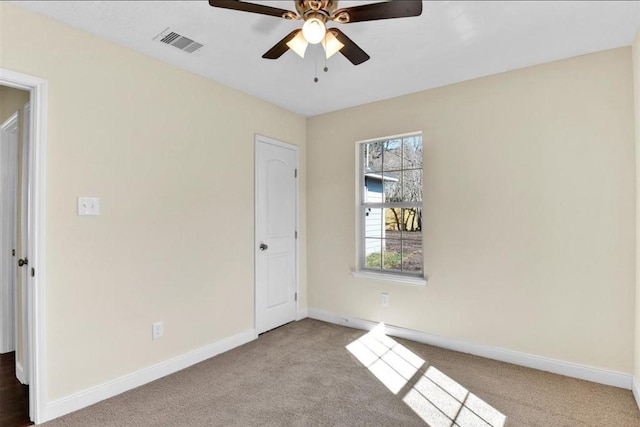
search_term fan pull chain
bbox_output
[313,36,329,83]
[323,33,328,73]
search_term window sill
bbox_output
[351,270,427,287]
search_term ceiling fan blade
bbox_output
[208,0,295,19]
[329,29,370,65]
[333,0,422,23]
[262,30,301,59]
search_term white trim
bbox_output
[16,361,25,384]
[633,377,640,411]
[0,112,19,354]
[355,132,425,280]
[293,143,300,324]
[307,308,633,390]
[45,329,257,422]
[308,308,382,330]
[351,270,427,286]
[0,112,18,130]
[296,307,308,321]
[0,67,48,424]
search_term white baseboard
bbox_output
[15,361,27,385]
[44,329,257,423]
[296,307,308,321]
[307,308,633,390]
[633,377,640,411]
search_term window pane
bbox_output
[383,139,403,171]
[402,238,422,272]
[365,238,382,268]
[403,136,423,169]
[383,172,401,202]
[363,141,384,173]
[383,239,403,270]
[364,175,385,203]
[384,208,402,233]
[364,208,383,238]
[402,170,422,202]
[402,208,422,236]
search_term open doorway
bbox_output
[0,68,47,425]
[0,84,31,426]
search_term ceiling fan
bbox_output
[208,0,423,65]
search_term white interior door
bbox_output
[255,135,298,334]
[0,112,19,354]
[17,102,30,384]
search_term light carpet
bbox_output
[42,319,640,426]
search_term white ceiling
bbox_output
[12,1,640,117]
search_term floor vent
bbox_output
[154,28,203,54]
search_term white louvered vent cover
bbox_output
[154,28,203,54]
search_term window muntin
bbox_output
[360,134,423,276]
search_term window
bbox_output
[358,133,423,278]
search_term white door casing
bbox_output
[0,112,19,354]
[0,68,48,424]
[255,135,298,334]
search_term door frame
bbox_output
[254,134,299,333]
[0,68,48,424]
[0,111,18,354]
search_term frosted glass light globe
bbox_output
[302,17,326,44]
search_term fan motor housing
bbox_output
[296,1,338,19]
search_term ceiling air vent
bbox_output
[154,28,203,54]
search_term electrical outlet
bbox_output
[78,197,100,216]
[381,293,390,308]
[152,322,163,340]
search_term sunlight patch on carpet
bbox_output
[346,323,423,394]
[346,323,506,427]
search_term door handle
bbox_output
[18,258,28,267]
[259,243,268,251]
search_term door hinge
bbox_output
[12,249,15,256]
[31,268,35,277]
[295,230,298,239]
[295,292,298,302]
[294,168,297,178]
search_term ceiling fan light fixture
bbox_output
[210,0,423,66]
[302,16,326,44]
[322,30,344,59]
[286,31,309,58]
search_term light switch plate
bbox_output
[152,322,163,340]
[78,197,100,216]
[381,292,389,307]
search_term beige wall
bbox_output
[0,86,29,124]
[0,0,637,412]
[0,3,307,401]
[307,47,635,374]
[0,85,30,372]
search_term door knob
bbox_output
[18,258,28,267]
[259,243,268,251]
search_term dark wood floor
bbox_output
[0,352,32,426]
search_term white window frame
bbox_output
[353,132,427,286]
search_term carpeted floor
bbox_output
[42,319,640,426]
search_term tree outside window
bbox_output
[361,134,423,275]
